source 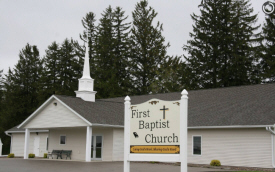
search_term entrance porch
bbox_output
[23,126,115,161]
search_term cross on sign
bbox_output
[160,106,169,120]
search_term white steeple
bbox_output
[75,30,97,102]
[82,37,91,79]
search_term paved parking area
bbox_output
[0,158,229,172]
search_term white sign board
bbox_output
[123,90,188,172]
[130,99,180,154]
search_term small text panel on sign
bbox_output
[130,145,180,154]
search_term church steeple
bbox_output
[82,37,91,79]
[75,30,97,102]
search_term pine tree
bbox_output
[183,0,261,89]
[11,44,43,116]
[0,69,3,104]
[0,44,43,141]
[90,6,114,98]
[0,69,4,127]
[130,0,170,95]
[41,41,61,99]
[79,6,132,98]
[260,6,275,83]
[59,38,83,96]
[151,56,186,93]
[94,6,132,98]
[79,12,97,73]
[111,7,132,96]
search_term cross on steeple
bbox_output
[160,106,169,120]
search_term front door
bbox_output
[91,136,102,160]
[33,136,40,157]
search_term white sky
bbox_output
[0,0,266,74]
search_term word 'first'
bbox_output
[132,110,150,118]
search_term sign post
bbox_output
[124,96,131,172]
[180,89,188,172]
[0,138,2,156]
[124,89,188,172]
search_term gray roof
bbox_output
[6,83,275,132]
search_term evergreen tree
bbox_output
[260,7,275,83]
[79,12,97,71]
[0,44,43,154]
[130,0,170,95]
[0,70,3,107]
[6,44,43,121]
[94,6,115,98]
[0,69,4,134]
[93,6,132,98]
[112,7,132,96]
[183,0,261,89]
[151,56,187,93]
[58,38,83,96]
[40,41,61,100]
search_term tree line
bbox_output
[0,0,274,154]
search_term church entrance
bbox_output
[91,135,102,160]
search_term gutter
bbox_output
[4,131,11,137]
[5,130,49,134]
[266,126,275,168]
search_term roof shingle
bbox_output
[6,83,275,132]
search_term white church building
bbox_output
[5,37,275,168]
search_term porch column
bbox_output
[24,128,30,159]
[85,126,92,162]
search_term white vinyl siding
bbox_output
[11,133,25,156]
[24,99,87,129]
[188,128,272,168]
[48,128,86,161]
[10,133,48,157]
[112,128,124,161]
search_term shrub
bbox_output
[210,159,221,166]
[28,153,35,158]
[44,153,48,158]
[8,153,14,158]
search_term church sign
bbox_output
[130,99,180,154]
[123,90,188,172]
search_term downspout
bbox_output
[266,126,275,168]
[5,131,12,154]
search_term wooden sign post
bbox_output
[124,89,188,172]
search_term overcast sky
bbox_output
[0,0,266,74]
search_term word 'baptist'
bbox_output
[139,120,170,131]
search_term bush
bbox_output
[44,153,48,158]
[7,153,14,158]
[210,159,221,166]
[28,153,35,158]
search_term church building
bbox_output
[5,36,275,168]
